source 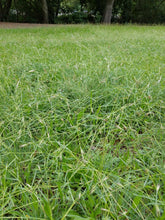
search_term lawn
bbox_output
[0,25,165,219]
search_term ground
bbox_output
[0,22,56,28]
[0,24,164,219]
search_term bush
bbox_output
[55,11,102,24]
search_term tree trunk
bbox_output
[103,0,115,24]
[42,0,49,23]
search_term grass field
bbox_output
[0,25,165,219]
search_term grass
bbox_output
[0,24,165,219]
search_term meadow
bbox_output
[0,25,165,219]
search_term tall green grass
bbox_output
[0,25,165,219]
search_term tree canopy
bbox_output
[0,0,165,24]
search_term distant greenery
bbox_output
[0,25,165,219]
[1,0,165,24]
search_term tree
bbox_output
[103,0,115,23]
[0,0,12,21]
[1,0,164,24]
[113,0,165,23]
[42,0,49,23]
[12,0,50,23]
[87,0,115,23]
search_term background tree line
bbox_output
[0,0,165,24]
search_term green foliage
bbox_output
[9,0,43,23]
[55,11,101,24]
[0,0,12,21]
[113,0,165,23]
[55,12,87,24]
[86,0,106,15]
[6,0,165,23]
[0,25,165,219]
[60,0,80,13]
